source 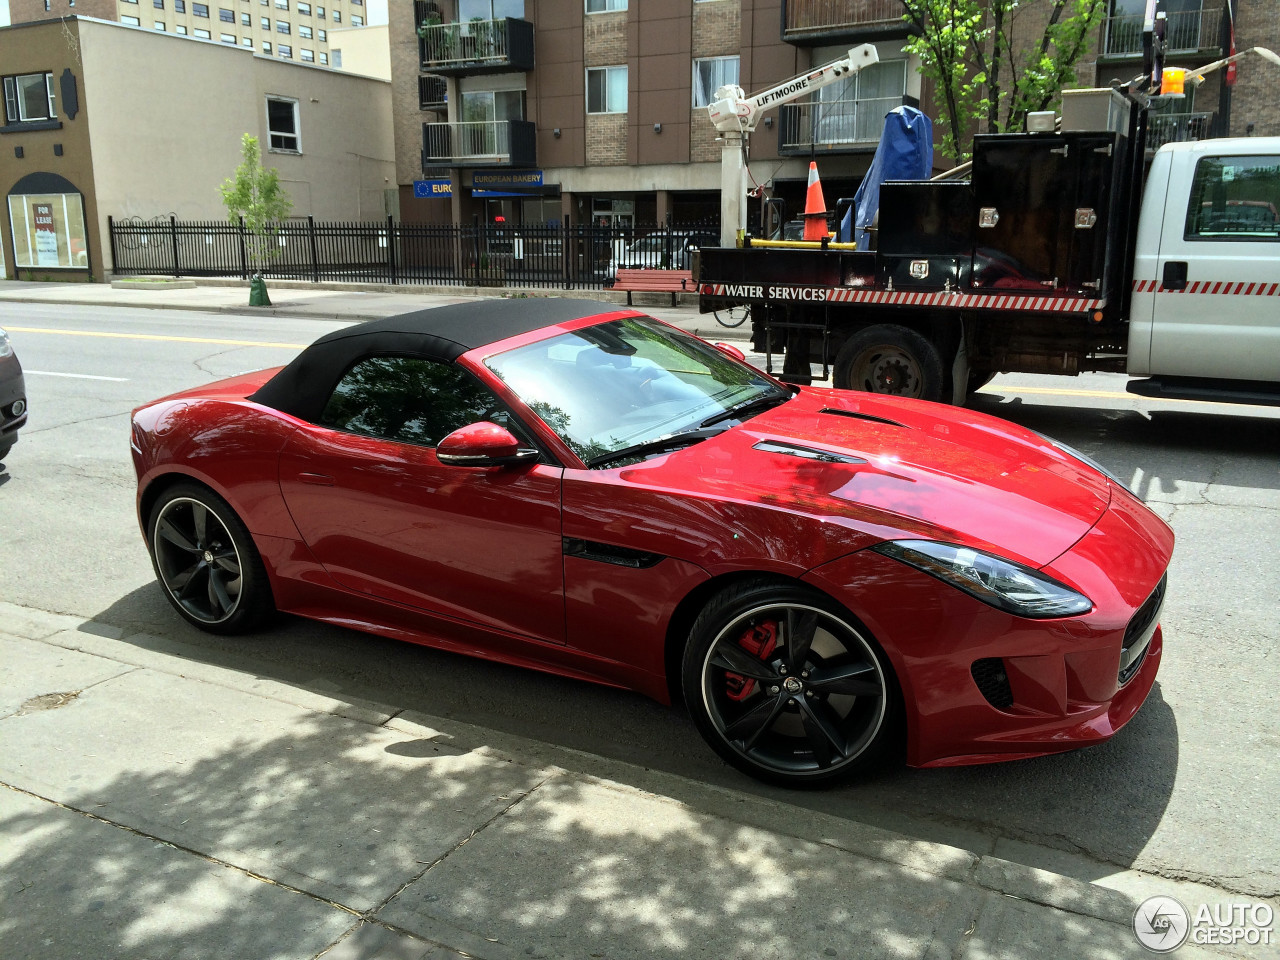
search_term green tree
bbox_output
[902,0,1107,161]
[219,133,292,303]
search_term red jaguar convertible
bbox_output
[131,299,1173,787]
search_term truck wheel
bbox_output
[833,326,944,402]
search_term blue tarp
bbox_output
[840,106,934,248]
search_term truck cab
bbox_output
[1127,137,1280,403]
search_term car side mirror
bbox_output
[436,422,539,468]
[714,342,746,362]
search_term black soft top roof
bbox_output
[251,298,626,422]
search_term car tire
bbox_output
[833,325,944,402]
[967,368,997,394]
[682,578,901,788]
[0,441,11,464]
[146,482,275,635]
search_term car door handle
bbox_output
[1161,261,1188,291]
[297,472,334,486]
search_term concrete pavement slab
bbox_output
[0,786,355,960]
[0,635,135,718]
[380,776,981,960]
[0,664,548,913]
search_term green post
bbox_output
[249,273,271,306]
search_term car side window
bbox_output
[1184,154,1280,241]
[320,355,508,447]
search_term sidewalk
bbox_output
[0,278,747,343]
[0,600,1251,960]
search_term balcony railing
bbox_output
[778,96,900,154]
[422,119,537,168]
[419,75,447,112]
[782,0,907,43]
[1147,111,1213,150]
[1104,7,1222,56]
[417,16,535,75]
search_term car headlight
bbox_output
[873,540,1093,618]
[1035,431,1132,493]
[0,329,12,359]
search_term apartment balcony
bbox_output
[1103,7,1222,59]
[1147,111,1213,150]
[781,0,910,44]
[778,96,900,155]
[422,120,536,168]
[417,15,534,76]
[419,75,447,112]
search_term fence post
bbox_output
[387,214,397,285]
[107,216,118,279]
[308,215,320,283]
[238,217,248,280]
[472,213,482,283]
[562,214,571,289]
[169,215,181,278]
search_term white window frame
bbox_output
[121,14,141,24]
[4,73,57,124]
[586,0,625,11]
[193,26,211,37]
[692,55,739,108]
[586,65,627,114]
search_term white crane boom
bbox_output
[707,45,879,248]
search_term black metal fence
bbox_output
[108,215,720,289]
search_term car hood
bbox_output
[616,387,1113,569]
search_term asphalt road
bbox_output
[2,301,1278,904]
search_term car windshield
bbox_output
[484,316,788,466]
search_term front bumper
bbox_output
[804,487,1175,767]
[0,354,27,451]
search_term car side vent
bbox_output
[819,408,908,428]
[1119,573,1167,685]
[753,440,867,465]
[971,658,1014,710]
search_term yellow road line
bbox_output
[5,326,305,350]
[977,385,1136,401]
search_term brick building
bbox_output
[8,0,371,65]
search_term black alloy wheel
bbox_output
[148,483,274,634]
[683,580,899,787]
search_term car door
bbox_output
[277,353,566,645]
[1146,149,1280,381]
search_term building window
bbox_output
[351,0,361,5]
[275,0,288,7]
[121,0,138,4]
[121,14,141,25]
[277,43,293,57]
[242,36,253,45]
[7,193,90,269]
[318,27,326,40]
[586,0,625,11]
[298,24,311,37]
[240,11,250,23]
[692,56,739,107]
[332,9,340,21]
[267,96,300,149]
[277,20,290,32]
[193,3,209,16]
[332,50,342,67]
[262,40,271,52]
[3,73,57,124]
[155,20,166,28]
[175,0,185,11]
[317,5,325,16]
[300,48,314,61]
[319,51,327,63]
[154,0,164,7]
[586,65,627,114]
[351,14,362,26]
[219,7,233,19]
[297,0,310,12]
[194,27,211,37]
[220,31,236,41]
[460,0,524,17]
[261,16,269,28]
[176,23,188,33]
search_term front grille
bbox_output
[1119,573,1167,685]
[972,657,1014,710]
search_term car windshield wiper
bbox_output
[587,426,727,469]
[699,390,793,429]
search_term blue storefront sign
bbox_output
[413,179,453,199]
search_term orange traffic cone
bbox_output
[801,161,830,241]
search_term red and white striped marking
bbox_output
[698,282,1104,314]
[1132,279,1280,296]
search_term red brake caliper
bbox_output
[725,621,778,701]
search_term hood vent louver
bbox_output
[819,408,908,429]
[753,440,867,465]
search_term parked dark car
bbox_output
[0,327,28,464]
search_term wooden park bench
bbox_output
[612,268,695,306]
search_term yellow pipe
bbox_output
[747,239,862,251]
